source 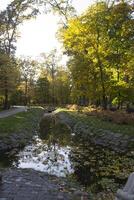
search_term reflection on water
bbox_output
[13,136,73,177]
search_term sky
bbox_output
[0,0,94,62]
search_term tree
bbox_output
[41,0,75,21]
[19,58,38,105]
[59,0,134,109]
[35,77,50,104]
[107,2,134,108]
[0,53,19,108]
[54,66,71,104]
[35,61,71,105]
[0,0,38,109]
[59,2,111,108]
[0,0,38,55]
[40,49,60,105]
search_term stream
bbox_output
[14,135,73,177]
[0,127,132,192]
[0,131,75,177]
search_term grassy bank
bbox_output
[57,108,134,136]
[0,107,44,137]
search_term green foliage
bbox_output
[1,0,134,109]
[35,77,50,104]
[0,0,39,108]
[59,1,134,109]
[0,0,73,108]
[10,90,25,105]
[18,57,38,105]
[37,50,71,105]
[0,53,20,108]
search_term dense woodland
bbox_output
[0,0,134,110]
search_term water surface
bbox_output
[13,135,73,177]
[0,128,130,192]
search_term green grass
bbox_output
[0,107,44,137]
[57,108,134,136]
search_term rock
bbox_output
[0,172,2,182]
[8,148,18,156]
[0,168,90,199]
[126,107,134,113]
[39,113,71,139]
[39,113,55,136]
[56,112,77,130]
[57,195,64,199]
[109,107,117,112]
[44,106,56,113]
[73,190,89,200]
[116,172,134,200]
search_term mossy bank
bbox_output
[41,109,134,198]
[0,107,44,153]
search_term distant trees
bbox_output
[0,0,133,109]
[36,50,71,105]
[0,0,74,109]
[19,58,38,105]
[41,50,60,104]
[54,67,71,104]
[35,77,50,104]
[0,0,38,109]
[11,52,71,106]
[59,1,134,109]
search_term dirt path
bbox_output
[0,106,27,119]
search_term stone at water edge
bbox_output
[115,172,134,200]
[0,172,2,182]
[39,112,71,139]
[39,113,54,135]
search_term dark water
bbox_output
[0,129,132,191]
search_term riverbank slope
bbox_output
[0,107,44,153]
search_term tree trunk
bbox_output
[96,24,107,110]
[97,56,107,110]
[4,88,9,110]
[51,68,55,105]
[3,77,9,110]
[117,67,121,110]
[25,79,28,106]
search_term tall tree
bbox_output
[35,76,50,104]
[59,0,134,109]
[0,53,19,108]
[19,58,37,105]
[0,0,38,55]
[107,2,134,108]
[0,0,38,108]
[41,49,60,104]
[0,0,75,108]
